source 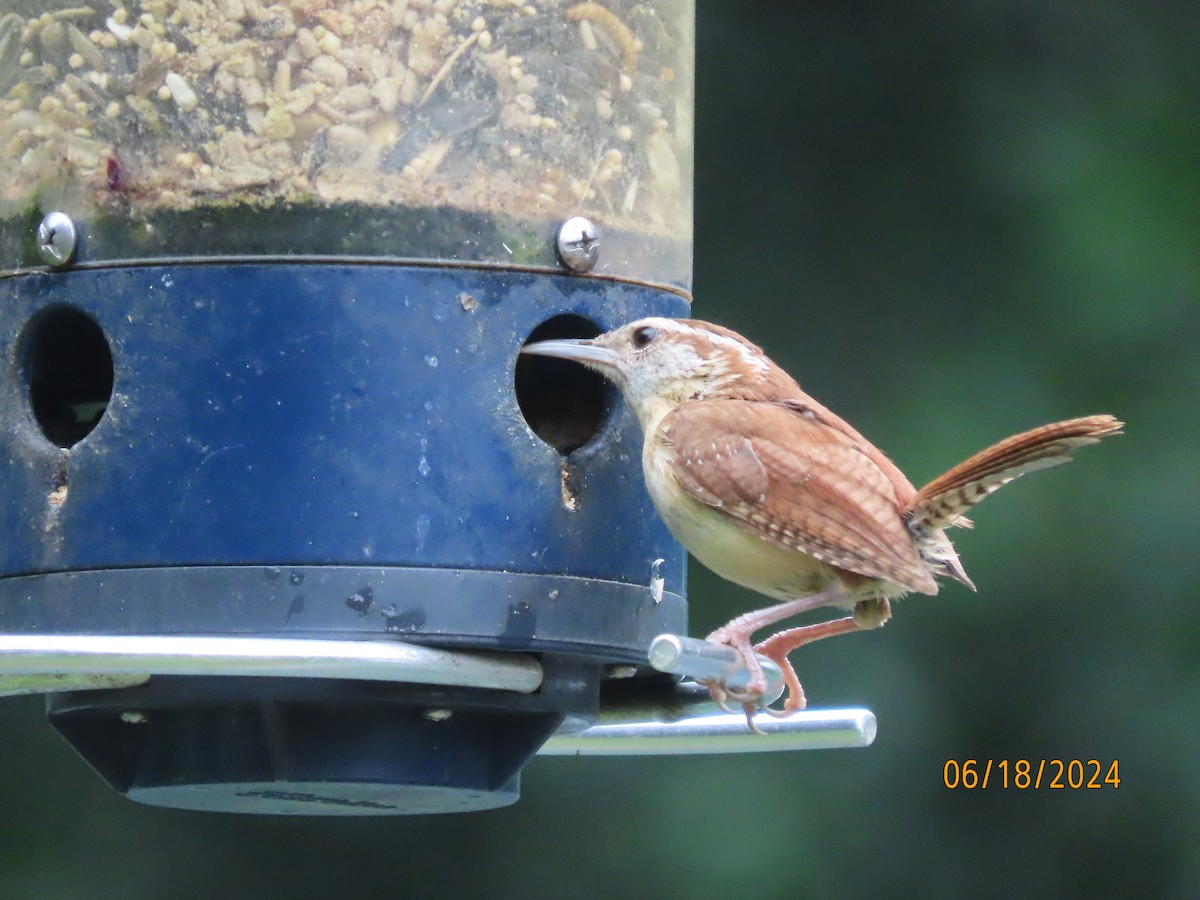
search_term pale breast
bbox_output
[643,439,845,601]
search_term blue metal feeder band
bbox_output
[0,263,688,656]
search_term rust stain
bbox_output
[560,460,580,512]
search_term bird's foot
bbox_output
[751,615,867,713]
[696,678,767,733]
[699,588,852,731]
[752,638,807,716]
[701,625,776,733]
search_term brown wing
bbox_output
[657,399,937,593]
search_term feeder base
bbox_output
[49,676,569,815]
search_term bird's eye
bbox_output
[631,325,658,349]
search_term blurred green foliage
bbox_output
[2,2,1197,897]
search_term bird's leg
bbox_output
[755,598,893,715]
[753,617,859,716]
[702,587,847,711]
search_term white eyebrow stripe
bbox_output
[706,331,770,374]
[650,319,771,375]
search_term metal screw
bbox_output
[36,212,78,268]
[423,708,453,722]
[555,216,600,273]
[605,665,639,680]
[120,711,148,725]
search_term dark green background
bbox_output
[2,2,1196,897]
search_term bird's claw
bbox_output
[752,639,808,715]
[698,678,766,734]
[694,632,809,732]
[697,677,736,714]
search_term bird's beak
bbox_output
[520,338,620,372]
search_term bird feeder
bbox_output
[0,1,872,815]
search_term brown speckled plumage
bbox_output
[522,318,1123,725]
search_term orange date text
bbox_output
[943,759,1120,790]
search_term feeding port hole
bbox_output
[515,315,610,455]
[18,305,114,448]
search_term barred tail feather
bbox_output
[909,415,1123,530]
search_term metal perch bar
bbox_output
[647,633,785,700]
[542,639,876,754]
[540,707,877,755]
[0,634,544,696]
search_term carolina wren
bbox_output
[522,318,1122,724]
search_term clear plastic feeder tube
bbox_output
[0,1,695,288]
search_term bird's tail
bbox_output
[908,414,1123,531]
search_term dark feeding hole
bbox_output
[19,305,115,448]
[516,314,610,454]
